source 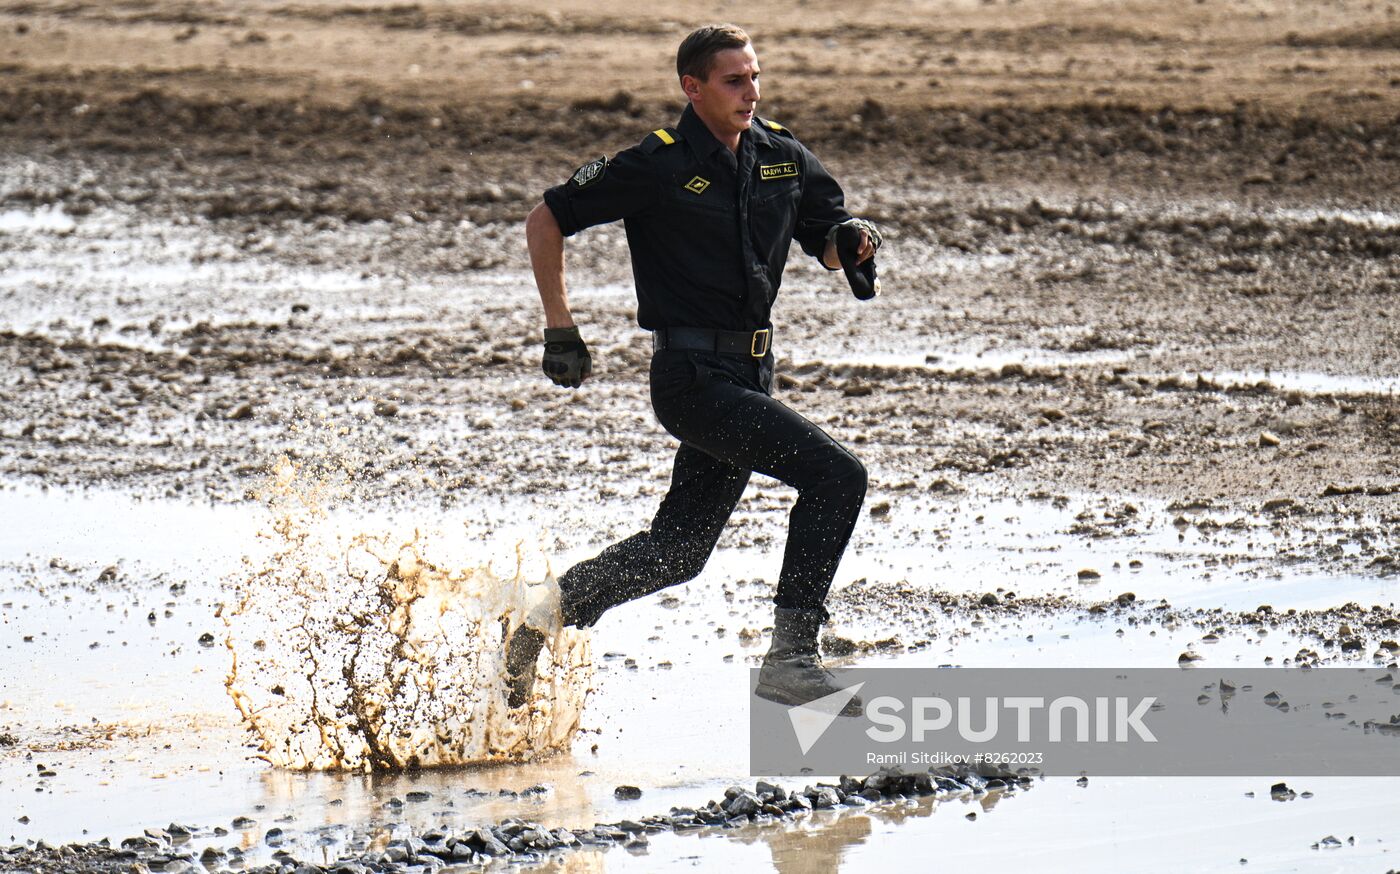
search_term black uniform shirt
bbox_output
[543,104,852,332]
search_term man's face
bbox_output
[684,44,761,140]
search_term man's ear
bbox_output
[680,74,701,101]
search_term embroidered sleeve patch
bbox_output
[759,162,798,180]
[570,157,607,189]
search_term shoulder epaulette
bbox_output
[758,117,795,138]
[640,128,682,154]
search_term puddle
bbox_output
[1269,206,1400,231]
[795,346,1136,374]
[0,205,76,234]
[1195,369,1400,397]
[3,482,1397,869]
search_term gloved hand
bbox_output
[541,326,592,388]
[830,219,883,300]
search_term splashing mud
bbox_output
[221,452,590,772]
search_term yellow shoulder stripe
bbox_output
[763,119,786,132]
[653,129,675,145]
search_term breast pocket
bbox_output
[750,180,800,251]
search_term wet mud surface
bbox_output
[3,0,1400,871]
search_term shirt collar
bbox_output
[677,103,771,159]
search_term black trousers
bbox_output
[559,346,867,619]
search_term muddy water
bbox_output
[224,454,590,772]
[4,478,1398,869]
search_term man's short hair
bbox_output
[676,24,751,83]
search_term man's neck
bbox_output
[691,105,742,153]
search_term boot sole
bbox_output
[504,625,546,709]
[753,681,863,718]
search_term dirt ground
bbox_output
[4,0,1400,554]
[2,0,1400,869]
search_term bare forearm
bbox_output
[525,203,574,329]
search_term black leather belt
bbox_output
[652,327,772,358]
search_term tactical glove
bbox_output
[541,326,592,388]
[830,219,882,301]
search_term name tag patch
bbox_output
[684,176,711,195]
[760,162,798,180]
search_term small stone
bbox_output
[373,400,400,417]
[226,402,254,421]
[614,785,642,800]
[979,592,1000,607]
[405,790,431,802]
[1077,568,1101,581]
[1258,431,1280,447]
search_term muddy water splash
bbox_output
[221,450,590,772]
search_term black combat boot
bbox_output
[753,607,863,717]
[503,578,623,708]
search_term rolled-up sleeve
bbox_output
[793,143,853,263]
[543,147,658,237]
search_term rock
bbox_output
[979,592,1000,606]
[821,633,857,656]
[1077,568,1101,580]
[754,780,783,799]
[373,400,399,417]
[405,790,431,802]
[1258,431,1280,447]
[226,402,254,421]
[724,792,760,817]
[614,785,642,800]
[1115,592,1136,605]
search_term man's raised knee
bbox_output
[829,449,867,501]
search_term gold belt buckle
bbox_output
[750,328,771,358]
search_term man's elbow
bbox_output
[525,202,561,243]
